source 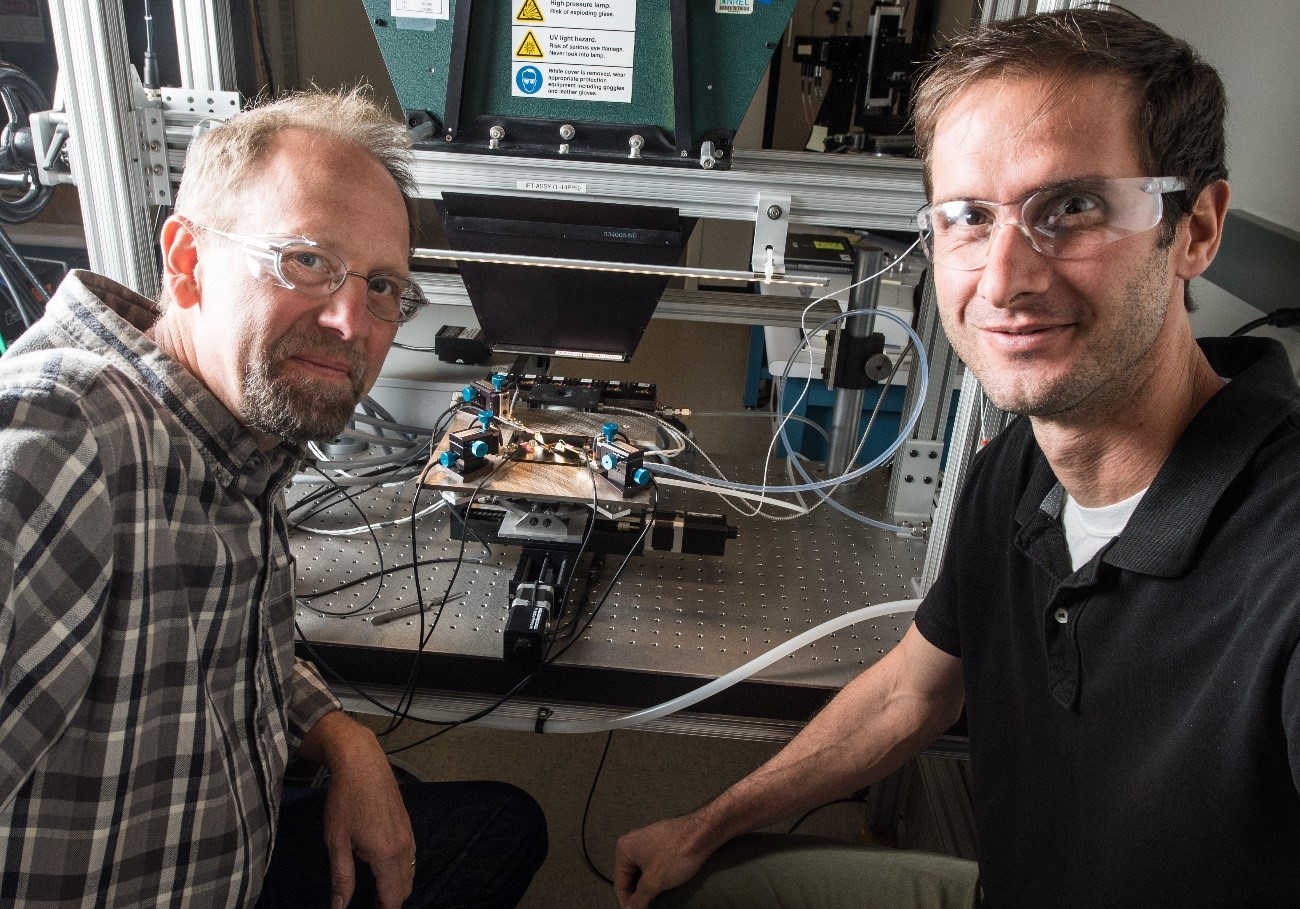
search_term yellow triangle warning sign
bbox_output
[516,0,544,23]
[516,30,544,59]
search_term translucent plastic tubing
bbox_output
[541,598,920,734]
[645,308,929,496]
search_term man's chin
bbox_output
[242,384,359,445]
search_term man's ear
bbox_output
[159,216,202,309]
[1174,179,1230,282]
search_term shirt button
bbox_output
[1054,607,1069,624]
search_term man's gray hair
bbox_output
[174,86,418,241]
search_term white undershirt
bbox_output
[1061,487,1148,571]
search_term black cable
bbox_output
[376,457,503,738]
[294,620,448,722]
[546,492,656,667]
[382,668,539,755]
[581,731,616,886]
[786,796,868,834]
[286,403,457,522]
[546,467,601,640]
[380,490,655,753]
[298,555,474,600]
[297,464,385,617]
[1231,308,1300,336]
[141,0,160,89]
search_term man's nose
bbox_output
[975,218,1052,307]
[317,273,372,339]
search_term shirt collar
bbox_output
[1015,336,1300,578]
[47,270,305,488]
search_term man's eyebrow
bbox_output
[934,174,1110,206]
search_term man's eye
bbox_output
[1040,193,1105,229]
[366,276,401,297]
[938,204,993,229]
[287,250,329,272]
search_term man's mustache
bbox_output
[270,331,367,393]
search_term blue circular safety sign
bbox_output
[516,65,543,95]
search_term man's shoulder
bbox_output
[0,345,163,458]
[0,344,147,410]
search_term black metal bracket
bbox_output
[669,0,692,157]
[441,0,475,142]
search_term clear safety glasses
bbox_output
[916,176,1186,271]
[195,225,428,323]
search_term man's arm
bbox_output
[295,709,417,909]
[0,389,113,812]
[614,623,964,909]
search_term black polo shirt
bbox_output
[916,336,1300,909]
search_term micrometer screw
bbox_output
[477,410,493,431]
[601,422,618,442]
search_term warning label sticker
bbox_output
[513,0,636,32]
[512,62,632,102]
[515,0,544,22]
[390,0,448,19]
[516,30,545,58]
[715,0,754,13]
[511,26,634,67]
[509,0,635,102]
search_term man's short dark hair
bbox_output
[912,6,1228,236]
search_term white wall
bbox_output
[1122,0,1300,234]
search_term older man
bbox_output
[617,9,1299,909]
[0,91,544,908]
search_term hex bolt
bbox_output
[559,124,576,140]
[488,125,504,150]
[766,204,783,220]
[628,134,644,158]
[701,157,715,169]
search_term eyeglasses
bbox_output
[916,176,1186,272]
[194,224,428,323]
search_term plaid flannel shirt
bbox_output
[0,271,340,907]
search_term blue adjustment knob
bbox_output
[632,467,651,486]
[601,453,620,471]
[601,421,618,443]
[477,410,493,431]
[491,373,506,391]
[470,440,489,459]
[460,386,474,402]
[439,451,455,467]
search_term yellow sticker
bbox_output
[813,240,845,250]
[516,0,544,23]
[516,29,544,58]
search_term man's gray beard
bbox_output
[240,333,366,444]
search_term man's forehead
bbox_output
[928,72,1142,201]
[226,130,409,263]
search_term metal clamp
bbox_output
[751,192,791,280]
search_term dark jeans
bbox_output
[256,781,547,909]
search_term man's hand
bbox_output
[298,711,416,909]
[615,813,717,909]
